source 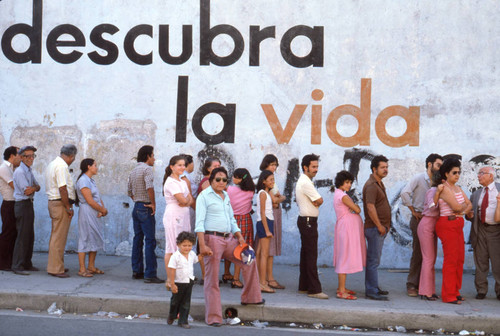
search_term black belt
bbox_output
[299,216,318,221]
[205,231,231,238]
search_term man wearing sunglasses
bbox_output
[12,146,40,275]
[467,166,500,300]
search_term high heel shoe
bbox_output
[222,273,233,284]
[420,295,436,301]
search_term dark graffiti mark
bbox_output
[342,148,376,203]
[283,158,299,211]
[196,145,235,176]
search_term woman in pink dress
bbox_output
[163,155,194,288]
[333,170,366,300]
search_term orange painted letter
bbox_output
[261,104,307,144]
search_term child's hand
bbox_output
[265,230,273,238]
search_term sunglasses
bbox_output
[215,177,228,183]
[451,171,461,175]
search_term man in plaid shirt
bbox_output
[128,145,162,283]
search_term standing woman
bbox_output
[196,157,221,284]
[332,171,366,300]
[163,155,193,282]
[76,158,108,277]
[417,172,442,300]
[435,158,472,304]
[226,168,255,288]
[256,154,286,290]
[255,170,276,293]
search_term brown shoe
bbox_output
[49,272,70,278]
[407,288,418,297]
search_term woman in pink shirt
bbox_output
[226,168,255,288]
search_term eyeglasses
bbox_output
[215,177,228,183]
[477,172,491,176]
[22,154,36,159]
[451,171,461,175]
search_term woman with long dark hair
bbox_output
[254,154,286,289]
[434,158,472,304]
[226,168,255,288]
[163,155,193,287]
[76,158,108,277]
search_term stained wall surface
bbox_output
[1,0,499,269]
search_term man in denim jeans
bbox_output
[128,145,162,283]
[362,155,391,300]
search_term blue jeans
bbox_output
[132,202,157,278]
[365,227,387,295]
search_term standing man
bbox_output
[45,144,77,278]
[400,153,443,297]
[0,146,21,271]
[12,146,41,275]
[363,155,391,301]
[295,154,327,299]
[467,166,500,300]
[128,145,162,283]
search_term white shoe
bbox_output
[307,292,329,299]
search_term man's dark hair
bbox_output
[370,155,389,172]
[301,154,320,172]
[3,146,18,161]
[176,231,196,245]
[334,170,355,188]
[209,167,228,183]
[137,145,154,163]
[425,153,443,169]
[180,154,193,166]
[60,144,77,157]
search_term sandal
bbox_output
[447,300,461,305]
[88,268,104,275]
[231,279,244,288]
[260,283,275,293]
[268,280,285,289]
[456,295,465,301]
[222,273,233,283]
[336,291,357,300]
[77,270,93,277]
[337,289,356,295]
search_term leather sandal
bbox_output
[88,268,104,274]
[260,283,275,293]
[231,279,244,288]
[268,280,285,289]
[222,273,233,283]
[78,270,94,278]
[337,288,356,295]
[336,291,357,300]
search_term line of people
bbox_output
[1,144,499,328]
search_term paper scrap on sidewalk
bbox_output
[15,307,23,312]
[47,302,64,316]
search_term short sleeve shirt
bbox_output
[167,250,198,283]
[362,174,392,229]
[45,156,75,201]
[127,162,154,203]
[295,174,322,217]
[0,161,15,201]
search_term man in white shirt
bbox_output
[467,166,500,300]
[0,146,21,270]
[295,154,327,299]
[45,144,77,278]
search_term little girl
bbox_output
[255,170,275,293]
[166,231,198,329]
[226,168,255,288]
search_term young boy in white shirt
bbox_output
[166,231,198,329]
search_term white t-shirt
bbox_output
[0,161,14,201]
[167,250,198,283]
[295,174,322,217]
[256,189,274,221]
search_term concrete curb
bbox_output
[1,291,499,333]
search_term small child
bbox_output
[166,231,198,329]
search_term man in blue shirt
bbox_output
[195,167,262,326]
[12,146,40,275]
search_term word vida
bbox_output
[262,79,419,147]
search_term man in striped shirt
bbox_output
[128,145,162,283]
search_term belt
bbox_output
[49,199,76,205]
[17,199,33,202]
[299,216,317,221]
[205,231,231,238]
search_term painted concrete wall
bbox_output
[1,0,499,269]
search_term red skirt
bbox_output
[234,213,254,246]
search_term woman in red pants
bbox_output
[434,158,472,304]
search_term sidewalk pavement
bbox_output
[0,253,499,333]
